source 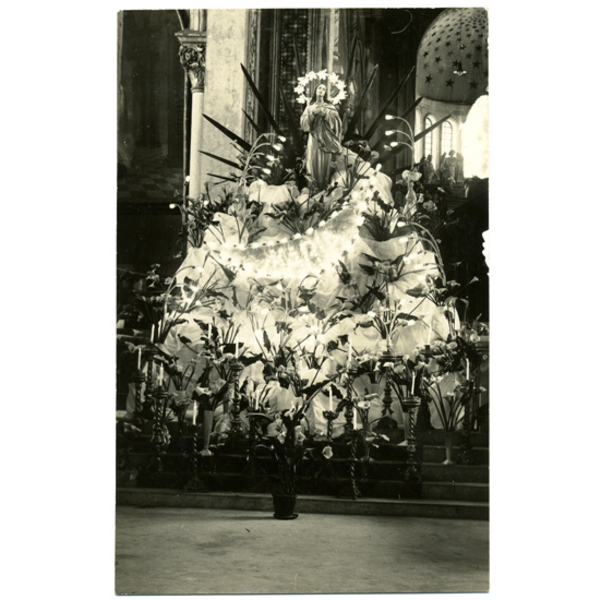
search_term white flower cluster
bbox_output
[294,69,347,105]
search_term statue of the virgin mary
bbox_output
[300,81,343,190]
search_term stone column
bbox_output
[176,30,206,200]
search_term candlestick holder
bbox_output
[141,344,159,404]
[331,394,361,500]
[378,354,399,430]
[228,359,245,437]
[322,409,340,442]
[343,402,355,441]
[185,423,208,492]
[337,428,361,500]
[458,380,476,465]
[402,395,421,488]
[244,411,270,479]
[150,385,170,472]
[132,369,146,420]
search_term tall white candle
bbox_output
[466,359,470,381]
[137,347,142,370]
[353,408,357,429]
[411,372,415,395]
[159,364,164,386]
[150,324,155,343]
[235,343,239,359]
[329,387,333,411]
[192,400,197,425]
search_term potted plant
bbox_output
[419,320,488,464]
[256,404,312,519]
[254,363,334,518]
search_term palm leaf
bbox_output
[363,66,415,142]
[413,113,451,142]
[200,150,242,171]
[343,64,379,142]
[345,35,359,82]
[292,35,304,80]
[240,63,282,135]
[203,114,252,152]
[242,109,261,135]
[379,113,452,164]
[277,80,303,155]
[207,173,237,182]
[372,96,424,152]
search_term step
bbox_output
[118,435,411,461]
[116,488,489,520]
[121,450,411,480]
[422,445,489,464]
[419,430,489,447]
[422,481,489,502]
[122,466,416,500]
[421,463,489,484]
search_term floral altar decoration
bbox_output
[118,63,489,503]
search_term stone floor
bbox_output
[115,505,489,595]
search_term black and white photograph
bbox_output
[6,2,599,599]
[115,6,490,595]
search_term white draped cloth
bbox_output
[143,152,452,432]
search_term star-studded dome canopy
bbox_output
[416,8,488,104]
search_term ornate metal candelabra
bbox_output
[340,425,362,500]
[131,369,144,420]
[150,384,170,472]
[322,409,339,443]
[245,410,270,479]
[336,388,361,500]
[378,353,399,429]
[185,414,207,492]
[459,380,476,465]
[402,395,421,488]
[228,359,245,436]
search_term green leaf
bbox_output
[379,113,452,164]
[263,329,272,352]
[346,35,359,83]
[360,252,380,263]
[406,285,428,297]
[413,113,452,143]
[203,114,252,152]
[367,285,386,302]
[242,109,261,135]
[240,63,282,135]
[372,96,424,152]
[343,65,379,142]
[358,263,376,276]
[363,66,415,142]
[200,151,242,171]
[292,35,303,80]
[277,80,303,155]
[207,173,237,183]
[337,261,352,285]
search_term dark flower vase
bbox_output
[272,494,298,520]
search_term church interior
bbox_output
[115,7,491,594]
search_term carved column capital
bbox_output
[176,30,207,92]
